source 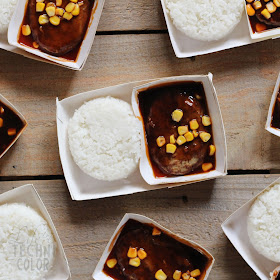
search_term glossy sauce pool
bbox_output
[271,88,280,129]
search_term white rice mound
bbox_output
[165,0,244,41]
[68,97,141,181]
[0,0,18,34]
[0,203,56,280]
[248,184,280,262]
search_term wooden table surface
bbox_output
[1,0,280,279]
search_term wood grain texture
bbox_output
[1,35,280,176]
[0,174,277,279]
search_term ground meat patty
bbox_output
[29,0,93,56]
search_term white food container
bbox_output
[222,177,280,280]
[93,213,215,280]
[266,72,280,137]
[131,74,227,185]
[0,94,27,159]
[7,0,105,70]
[0,184,71,279]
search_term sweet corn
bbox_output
[22,25,31,36]
[156,136,166,147]
[202,115,211,126]
[71,4,80,16]
[266,2,277,12]
[177,135,186,146]
[189,278,196,280]
[184,131,194,142]
[192,130,198,138]
[50,15,60,25]
[65,2,75,12]
[255,23,267,32]
[172,109,183,122]
[70,0,78,3]
[33,41,39,48]
[0,118,3,128]
[190,269,201,277]
[137,249,147,260]
[261,8,271,19]
[202,163,213,172]
[155,269,167,280]
[0,107,4,114]
[129,257,141,267]
[166,143,177,154]
[63,11,73,20]
[106,258,117,268]
[46,2,55,7]
[55,7,64,16]
[36,2,45,12]
[173,270,182,280]
[253,1,262,9]
[127,247,137,259]
[170,134,176,144]
[152,227,161,236]
[56,0,62,6]
[178,125,188,135]
[209,145,216,156]
[46,6,55,16]
[182,273,190,280]
[246,0,254,2]
[7,128,16,136]
[189,119,199,130]
[274,0,280,7]
[246,4,255,16]
[38,14,49,24]
[199,132,211,142]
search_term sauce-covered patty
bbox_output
[271,89,280,129]
[103,219,210,280]
[138,81,215,177]
[0,102,25,157]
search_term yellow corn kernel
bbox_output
[156,136,166,147]
[202,163,213,172]
[71,4,80,15]
[49,15,60,25]
[209,144,216,156]
[0,118,3,128]
[46,2,55,7]
[166,143,177,154]
[155,269,167,280]
[199,132,211,143]
[127,247,137,259]
[202,115,211,126]
[70,0,78,2]
[106,258,117,268]
[189,278,196,280]
[267,2,277,12]
[55,7,64,16]
[0,107,4,114]
[137,249,147,260]
[7,128,16,136]
[274,0,280,7]
[46,6,55,16]
[22,25,31,36]
[170,134,176,144]
[65,2,75,12]
[172,109,183,122]
[36,2,45,12]
[184,131,194,142]
[56,0,62,6]
[33,41,39,48]
[63,11,73,20]
[261,8,271,19]
[38,14,49,24]
[178,125,188,135]
[246,4,255,16]
[246,0,254,2]
[253,1,262,9]
[190,269,201,277]
[129,257,141,267]
[189,119,199,130]
[182,273,190,280]
[152,227,161,236]
[177,135,186,146]
[193,130,198,138]
[173,270,182,280]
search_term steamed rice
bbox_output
[248,184,280,262]
[165,0,244,41]
[0,0,18,34]
[68,96,141,181]
[0,203,56,280]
